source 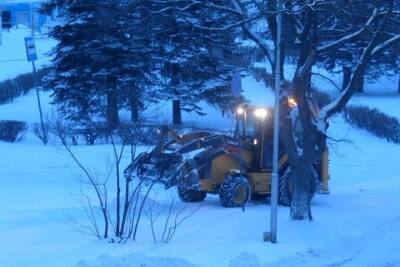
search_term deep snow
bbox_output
[1,102,400,267]
[1,27,400,267]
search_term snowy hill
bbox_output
[0,26,56,81]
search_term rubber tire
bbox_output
[278,166,318,207]
[219,173,251,208]
[177,187,206,202]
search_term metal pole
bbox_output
[31,3,35,39]
[32,57,46,145]
[31,11,46,145]
[264,0,283,244]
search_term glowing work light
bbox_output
[254,108,268,119]
[288,97,298,107]
[237,107,245,115]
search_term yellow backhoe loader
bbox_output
[124,98,329,208]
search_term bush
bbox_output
[117,122,160,145]
[73,121,110,145]
[0,68,50,105]
[0,120,27,142]
[343,105,400,144]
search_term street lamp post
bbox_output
[264,0,283,244]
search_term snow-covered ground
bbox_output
[0,26,56,81]
[1,93,400,267]
[1,27,400,267]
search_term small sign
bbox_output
[24,37,38,62]
[231,72,242,98]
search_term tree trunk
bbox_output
[107,92,119,129]
[290,161,314,220]
[172,100,182,125]
[342,65,352,91]
[129,96,139,122]
[354,65,365,93]
[398,74,400,93]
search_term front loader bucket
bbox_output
[124,150,183,186]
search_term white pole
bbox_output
[264,0,283,244]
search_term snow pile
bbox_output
[74,254,198,267]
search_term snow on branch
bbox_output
[229,0,274,67]
[317,7,379,53]
[371,33,400,55]
[319,6,396,123]
[188,15,263,32]
[144,0,243,16]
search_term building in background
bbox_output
[0,1,56,32]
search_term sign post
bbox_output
[25,36,47,145]
[264,0,283,244]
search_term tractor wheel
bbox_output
[177,187,206,202]
[219,173,251,208]
[278,166,318,207]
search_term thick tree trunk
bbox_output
[354,65,365,93]
[172,100,182,125]
[107,91,119,129]
[342,65,352,91]
[290,161,314,220]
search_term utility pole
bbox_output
[264,0,283,244]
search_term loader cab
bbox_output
[234,105,276,171]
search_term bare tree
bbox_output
[56,120,110,239]
[144,0,400,220]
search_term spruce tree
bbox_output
[43,0,157,127]
[147,4,243,124]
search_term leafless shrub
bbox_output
[145,195,199,243]
[55,117,157,241]
[32,122,50,145]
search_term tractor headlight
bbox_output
[237,107,245,115]
[254,108,268,119]
[288,97,297,107]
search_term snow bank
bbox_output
[74,254,198,267]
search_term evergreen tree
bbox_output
[43,0,157,127]
[147,3,244,124]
